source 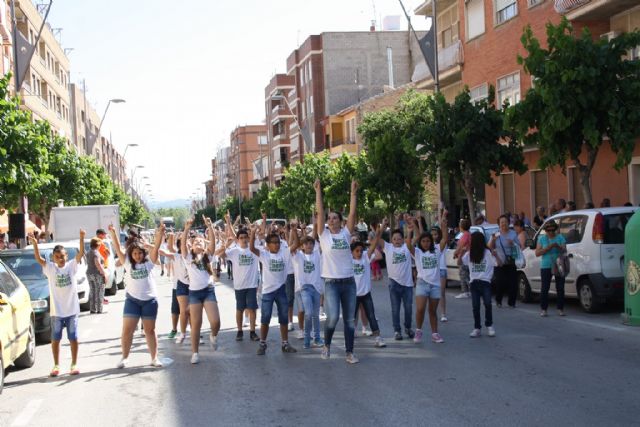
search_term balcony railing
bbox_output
[554,0,591,13]
[412,39,464,83]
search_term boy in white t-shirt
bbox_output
[30,230,86,377]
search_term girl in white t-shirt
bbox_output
[109,224,164,369]
[181,217,220,364]
[351,241,386,348]
[430,226,448,322]
[163,232,191,344]
[406,216,448,344]
[459,231,501,338]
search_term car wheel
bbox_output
[578,279,602,313]
[36,329,52,344]
[80,301,90,312]
[106,279,117,296]
[517,273,533,303]
[14,319,36,368]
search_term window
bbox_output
[258,135,268,145]
[500,173,515,214]
[559,215,588,244]
[469,83,488,104]
[309,95,314,115]
[308,61,312,81]
[290,135,299,153]
[0,262,20,296]
[531,170,548,214]
[301,101,306,121]
[437,5,459,49]
[466,0,485,40]
[603,213,633,244]
[495,0,517,25]
[528,0,544,7]
[497,72,520,107]
[300,67,305,87]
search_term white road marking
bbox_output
[11,399,43,426]
[512,306,629,333]
[81,328,93,339]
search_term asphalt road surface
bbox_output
[1,269,638,427]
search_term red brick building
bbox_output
[228,125,268,201]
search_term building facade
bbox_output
[264,73,296,185]
[228,125,268,201]
[214,146,230,206]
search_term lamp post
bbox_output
[98,98,126,136]
[130,165,144,196]
[122,143,138,160]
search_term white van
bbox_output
[518,207,638,312]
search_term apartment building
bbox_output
[228,125,268,201]
[208,159,218,207]
[1,2,11,76]
[264,73,296,185]
[215,146,230,206]
[13,0,72,141]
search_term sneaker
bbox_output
[540,310,548,317]
[236,331,244,341]
[296,330,304,340]
[440,315,448,322]
[321,345,330,359]
[151,358,163,368]
[116,358,128,369]
[469,329,481,338]
[319,310,327,321]
[406,328,415,339]
[345,352,359,364]
[431,333,444,343]
[168,330,177,339]
[362,327,373,336]
[281,342,297,353]
[413,329,423,343]
[210,334,218,350]
[191,353,200,364]
[455,292,469,299]
[487,326,496,337]
[394,331,403,341]
[161,270,165,276]
[249,331,260,342]
[257,342,267,355]
[175,332,185,344]
[69,364,80,375]
[50,365,60,377]
[288,322,295,331]
[374,336,387,348]
[558,310,566,317]
[312,339,325,348]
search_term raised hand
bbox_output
[185,218,194,229]
[79,229,86,239]
[314,179,321,191]
[351,180,358,193]
[28,234,37,245]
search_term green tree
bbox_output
[325,152,372,214]
[412,89,526,217]
[509,18,640,205]
[153,207,190,229]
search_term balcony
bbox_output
[414,0,457,16]
[329,141,358,158]
[412,40,463,87]
[554,0,640,20]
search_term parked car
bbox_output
[444,224,536,284]
[0,258,36,394]
[1,242,91,343]
[517,207,638,312]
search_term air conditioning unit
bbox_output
[600,31,620,42]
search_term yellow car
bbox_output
[0,258,36,394]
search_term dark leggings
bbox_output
[540,268,565,310]
[494,264,517,307]
[355,293,380,333]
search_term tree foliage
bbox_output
[508,18,640,204]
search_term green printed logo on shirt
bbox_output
[303,260,315,274]
[353,262,365,276]
[194,260,207,271]
[471,260,487,273]
[239,254,254,266]
[269,259,285,272]
[55,274,72,288]
[392,251,407,265]
[422,255,437,270]
[331,238,349,250]
[130,267,149,280]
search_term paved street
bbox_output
[1,270,639,427]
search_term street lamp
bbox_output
[122,143,138,160]
[98,98,126,136]
[130,165,144,196]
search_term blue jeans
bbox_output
[355,292,379,333]
[260,284,288,325]
[324,277,356,353]
[540,268,565,310]
[300,284,321,347]
[389,279,413,333]
[51,315,78,341]
[470,280,493,329]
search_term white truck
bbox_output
[49,205,120,241]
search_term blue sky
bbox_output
[48,0,428,202]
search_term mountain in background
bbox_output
[148,199,190,210]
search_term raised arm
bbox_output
[75,229,86,263]
[249,225,260,257]
[289,221,301,254]
[28,235,46,267]
[368,219,386,254]
[346,180,358,234]
[405,220,416,257]
[225,210,236,239]
[181,219,192,258]
[260,211,267,240]
[204,215,216,256]
[438,216,449,252]
[314,179,324,237]
[150,224,164,264]
[108,224,126,266]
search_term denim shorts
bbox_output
[235,288,258,311]
[260,283,288,325]
[440,269,448,279]
[176,280,190,297]
[124,294,159,320]
[285,273,295,306]
[416,278,441,299]
[189,286,217,305]
[171,289,180,315]
[51,315,79,341]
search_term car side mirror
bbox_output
[525,238,535,250]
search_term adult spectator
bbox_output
[96,229,111,305]
[567,201,576,211]
[555,198,568,213]
[533,206,547,229]
[489,214,518,308]
[454,218,472,299]
[0,234,6,251]
[584,202,595,209]
[356,218,368,243]
[519,211,531,227]
[535,220,567,317]
[600,198,611,208]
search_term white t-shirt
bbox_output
[462,250,496,283]
[292,250,322,293]
[183,252,213,291]
[319,228,353,279]
[281,239,295,275]
[43,260,80,317]
[259,247,289,294]
[438,244,447,270]
[415,246,441,285]
[124,259,157,300]
[383,242,414,287]
[172,252,190,286]
[225,246,259,290]
[353,251,375,296]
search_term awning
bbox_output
[0,213,41,234]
